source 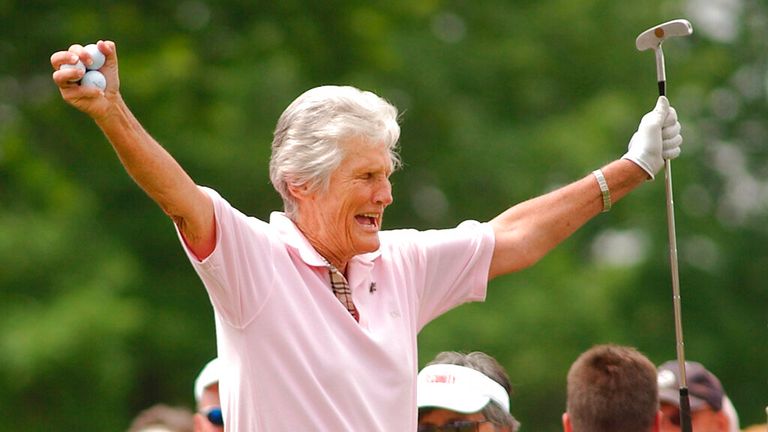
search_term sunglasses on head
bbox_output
[202,407,224,426]
[417,419,490,432]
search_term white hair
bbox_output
[269,85,401,218]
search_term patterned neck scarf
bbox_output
[326,263,360,322]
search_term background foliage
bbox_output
[1,0,766,430]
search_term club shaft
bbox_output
[655,46,667,84]
[657,50,667,96]
[664,161,687,378]
[664,160,692,432]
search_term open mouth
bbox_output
[355,213,380,229]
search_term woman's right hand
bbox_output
[50,40,121,121]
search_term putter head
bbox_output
[636,19,693,51]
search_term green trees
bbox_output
[1,1,765,430]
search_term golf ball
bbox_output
[83,43,105,70]
[60,60,86,82]
[81,70,106,90]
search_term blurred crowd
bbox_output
[127,352,766,432]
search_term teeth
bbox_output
[357,213,379,227]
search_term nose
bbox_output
[375,177,393,206]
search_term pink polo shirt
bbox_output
[179,187,495,431]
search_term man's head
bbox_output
[657,360,732,432]
[270,85,401,219]
[127,403,194,432]
[417,351,520,432]
[193,358,223,432]
[563,344,660,432]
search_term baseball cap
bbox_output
[657,360,724,411]
[417,364,510,413]
[194,358,221,403]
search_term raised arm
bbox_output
[51,41,215,259]
[488,96,682,279]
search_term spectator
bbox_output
[417,351,520,432]
[563,344,661,432]
[127,403,194,432]
[657,360,737,432]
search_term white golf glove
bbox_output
[622,96,683,179]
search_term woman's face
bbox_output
[293,137,393,268]
[418,408,499,432]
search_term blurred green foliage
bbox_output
[1,0,766,430]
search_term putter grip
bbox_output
[658,81,666,97]
[679,387,692,432]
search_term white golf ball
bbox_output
[60,60,86,82]
[81,70,106,90]
[83,43,105,70]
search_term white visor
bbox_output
[417,364,510,413]
[194,358,221,403]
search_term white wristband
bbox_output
[592,169,611,213]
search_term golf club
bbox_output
[636,18,694,432]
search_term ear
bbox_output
[287,182,312,200]
[193,412,207,432]
[562,412,572,432]
[652,410,663,432]
[714,409,730,430]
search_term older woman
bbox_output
[51,41,682,431]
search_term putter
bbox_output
[636,18,694,432]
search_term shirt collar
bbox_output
[269,212,381,268]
